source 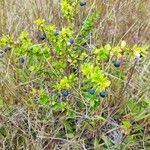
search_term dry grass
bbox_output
[0,0,150,149]
[0,0,150,44]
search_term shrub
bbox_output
[0,0,150,149]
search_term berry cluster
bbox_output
[88,88,108,98]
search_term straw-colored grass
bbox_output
[0,0,150,149]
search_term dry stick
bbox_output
[37,135,73,143]
[75,0,96,40]
[110,59,138,117]
[136,81,150,104]
[94,0,126,36]
[118,21,137,46]
[121,59,138,96]
[1,113,29,137]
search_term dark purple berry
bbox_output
[113,60,121,67]
[100,91,108,98]
[67,38,74,45]
[54,31,59,36]
[19,56,26,64]
[4,46,11,52]
[88,89,94,95]
[62,90,69,97]
[80,1,86,6]
[140,54,143,58]
[40,32,46,40]
[0,50,5,58]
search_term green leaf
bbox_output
[0,127,7,137]
[122,120,132,129]
[95,48,110,61]
[127,100,140,113]
[39,95,49,106]
[120,40,126,49]
[29,66,35,71]
[57,76,70,90]
[67,133,74,139]
[52,102,66,111]
[94,137,99,150]
[63,120,73,132]
[66,111,76,119]
[105,44,112,51]
[0,98,4,108]
[20,31,29,39]
[134,111,150,122]
[34,19,45,25]
[81,63,110,91]
[144,99,150,107]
